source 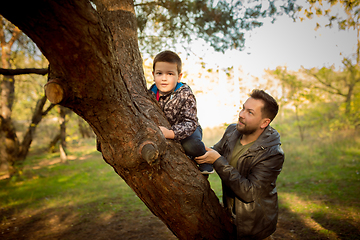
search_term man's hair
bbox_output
[250,89,279,122]
[153,50,182,74]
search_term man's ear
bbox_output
[260,118,271,129]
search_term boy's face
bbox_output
[152,61,182,96]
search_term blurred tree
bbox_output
[304,61,360,125]
[58,106,73,162]
[268,64,359,134]
[267,67,313,141]
[296,0,360,122]
[280,0,360,130]
[78,116,94,139]
[0,16,55,177]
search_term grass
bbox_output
[0,142,148,220]
[275,130,360,239]
[1,130,360,239]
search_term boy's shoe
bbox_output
[199,163,214,174]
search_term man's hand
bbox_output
[159,126,175,139]
[195,147,221,164]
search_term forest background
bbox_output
[0,0,359,239]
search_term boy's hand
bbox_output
[159,126,175,139]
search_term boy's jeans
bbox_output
[181,125,206,158]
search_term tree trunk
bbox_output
[0,20,22,176]
[78,117,94,138]
[48,133,61,153]
[0,114,20,176]
[294,104,304,142]
[0,95,55,177]
[59,106,68,162]
[17,96,55,165]
[1,15,60,177]
[0,1,234,239]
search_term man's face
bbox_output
[236,97,266,135]
[152,61,182,96]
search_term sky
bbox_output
[186,15,357,78]
[177,12,358,128]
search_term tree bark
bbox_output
[0,1,234,238]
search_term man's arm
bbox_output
[195,147,221,164]
[215,151,284,203]
[197,147,284,203]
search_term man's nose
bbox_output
[239,110,245,118]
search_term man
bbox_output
[196,89,284,240]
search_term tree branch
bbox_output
[0,68,48,76]
[8,26,22,48]
[0,17,5,45]
[310,73,346,97]
[42,103,56,116]
[134,1,158,7]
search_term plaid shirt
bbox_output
[149,83,199,141]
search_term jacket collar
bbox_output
[150,82,183,95]
[228,125,281,152]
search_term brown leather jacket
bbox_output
[213,124,284,240]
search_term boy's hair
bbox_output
[153,50,182,74]
[250,89,279,122]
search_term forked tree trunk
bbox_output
[0,95,55,176]
[0,1,234,238]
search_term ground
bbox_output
[1,203,351,240]
[0,206,176,240]
[1,151,357,239]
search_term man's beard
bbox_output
[236,121,257,135]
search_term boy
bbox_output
[149,50,214,174]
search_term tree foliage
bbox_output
[134,0,300,53]
[297,0,360,63]
[268,65,360,135]
[304,60,360,120]
[297,0,359,30]
[288,0,360,129]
